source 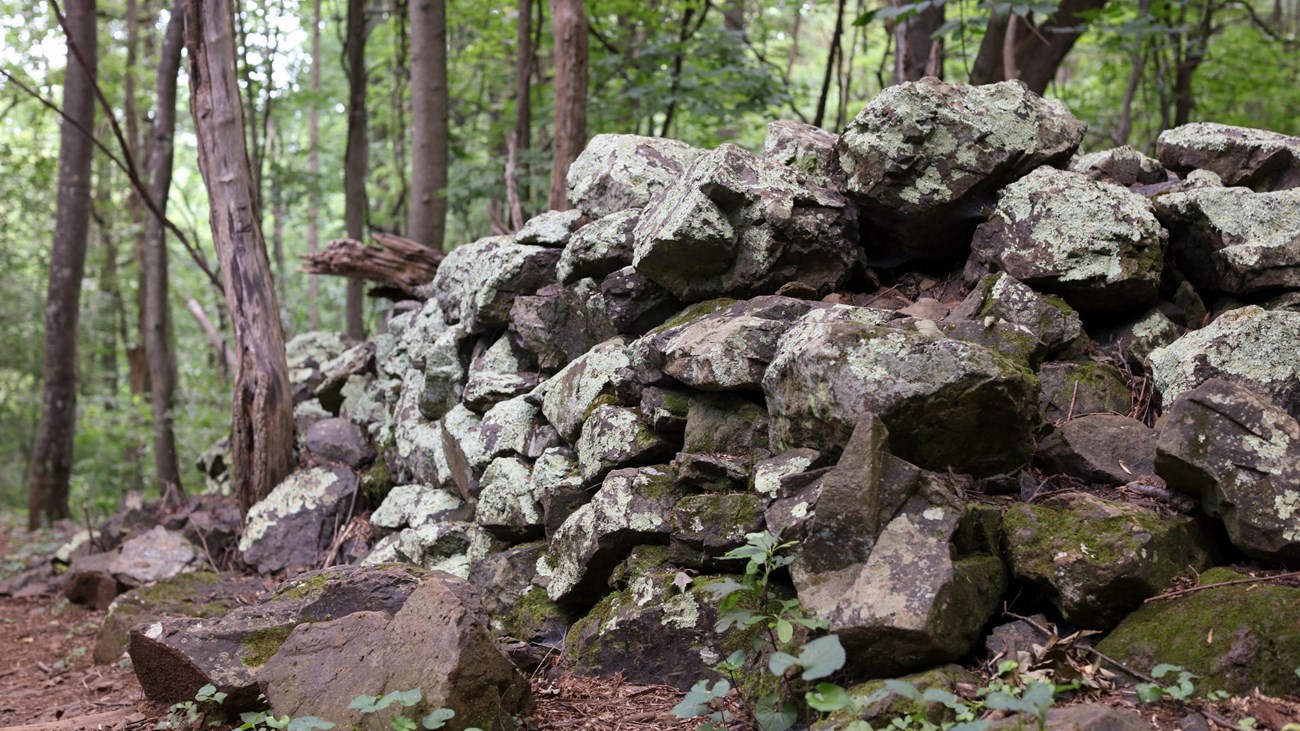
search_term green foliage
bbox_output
[1134,663,1211,703]
[672,530,849,731]
[155,685,479,731]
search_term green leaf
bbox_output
[776,618,794,643]
[798,635,847,680]
[754,695,797,731]
[1135,684,1165,703]
[768,651,799,675]
[852,9,879,25]
[421,708,456,729]
[392,688,424,707]
[883,679,923,701]
[806,683,852,712]
[921,688,959,706]
[671,679,730,718]
[348,695,380,713]
[389,718,417,731]
[1150,663,1182,678]
[287,718,335,731]
[702,578,746,601]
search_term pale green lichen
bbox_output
[239,468,343,551]
[1150,306,1300,403]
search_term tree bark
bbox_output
[969,0,1109,93]
[408,0,449,250]
[814,0,846,127]
[307,0,322,329]
[344,0,369,337]
[508,0,532,229]
[28,0,97,530]
[894,2,945,83]
[184,0,295,517]
[142,1,186,501]
[548,0,588,210]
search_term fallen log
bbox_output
[300,233,445,297]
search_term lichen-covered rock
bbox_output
[510,280,620,372]
[674,394,771,491]
[1097,567,1300,695]
[1037,361,1133,424]
[431,236,559,333]
[1156,122,1300,192]
[128,565,421,709]
[1149,306,1300,417]
[419,324,473,421]
[566,568,736,690]
[948,273,1082,354]
[1155,379,1300,562]
[669,493,766,570]
[1070,146,1167,186]
[515,209,584,247]
[764,312,1038,476]
[480,395,560,461]
[968,167,1167,312]
[538,341,634,443]
[557,209,639,284]
[576,405,674,484]
[1036,415,1156,485]
[239,467,359,575]
[65,527,202,610]
[441,404,491,500]
[1003,493,1215,628]
[462,333,544,412]
[544,466,687,604]
[476,456,543,541]
[1098,307,1184,369]
[532,447,588,537]
[363,521,477,576]
[303,417,373,467]
[647,296,821,391]
[824,665,980,730]
[393,371,455,490]
[753,448,828,498]
[566,134,703,218]
[260,572,529,731]
[286,331,352,402]
[762,119,843,188]
[1155,186,1300,294]
[837,78,1086,262]
[987,705,1157,731]
[632,144,858,301]
[370,484,465,532]
[794,487,1006,677]
[595,266,682,336]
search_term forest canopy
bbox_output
[1,0,1297,520]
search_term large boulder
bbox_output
[543,466,687,604]
[556,209,639,284]
[762,119,843,188]
[1149,306,1300,417]
[1156,123,1300,192]
[1097,567,1300,695]
[538,341,635,443]
[968,167,1167,312]
[260,572,529,731]
[838,78,1086,262]
[763,311,1038,476]
[430,236,559,333]
[948,273,1082,354]
[632,143,859,301]
[1155,186,1300,294]
[566,134,703,218]
[1036,414,1157,486]
[1155,379,1300,563]
[1003,492,1215,629]
[239,466,359,575]
[64,526,201,610]
[129,565,422,710]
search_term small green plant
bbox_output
[344,688,477,731]
[1135,664,1199,702]
[671,531,851,731]
[854,661,1072,731]
[156,684,231,730]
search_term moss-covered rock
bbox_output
[1097,567,1300,695]
[819,665,979,729]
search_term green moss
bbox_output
[361,452,395,504]
[1004,502,1129,574]
[500,586,568,641]
[241,626,293,668]
[1097,568,1300,695]
[829,665,980,728]
[608,545,671,588]
[582,392,621,422]
[1042,293,1076,316]
[269,572,332,602]
[645,299,740,336]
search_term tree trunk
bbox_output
[814,0,846,126]
[307,0,322,329]
[969,0,1109,92]
[344,0,369,338]
[894,3,945,83]
[27,0,97,530]
[508,0,532,229]
[548,0,588,210]
[184,0,295,517]
[143,1,186,501]
[408,0,449,250]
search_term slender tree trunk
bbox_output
[408,0,449,250]
[970,0,1109,92]
[785,3,802,80]
[548,0,588,210]
[894,2,945,83]
[1115,0,1151,145]
[143,2,186,501]
[344,0,369,338]
[507,0,532,229]
[814,0,846,127]
[28,0,97,530]
[184,0,295,517]
[307,0,321,329]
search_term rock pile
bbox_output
[125,79,1300,724]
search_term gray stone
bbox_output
[420,324,473,420]
[633,144,859,301]
[576,405,674,484]
[431,236,559,333]
[1156,186,1300,294]
[948,273,1082,354]
[511,280,621,372]
[838,78,1086,262]
[1156,122,1300,192]
[1096,307,1184,370]
[362,522,477,576]
[1071,146,1167,186]
[544,466,686,604]
[480,395,560,461]
[1155,379,1300,563]
[1037,414,1156,485]
[1037,361,1133,424]
[532,447,588,537]
[303,417,374,467]
[538,341,634,443]
[752,448,828,498]
[462,334,544,412]
[557,209,639,284]
[239,467,359,575]
[65,527,201,610]
[566,134,704,218]
[763,311,1039,476]
[370,484,465,531]
[260,572,529,730]
[674,394,770,491]
[968,167,1167,312]
[596,266,682,336]
[988,705,1157,731]
[1003,492,1215,629]
[1149,306,1300,417]
[476,456,543,541]
[441,403,491,500]
[669,493,766,570]
[762,119,843,188]
[516,209,584,247]
[393,370,455,491]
